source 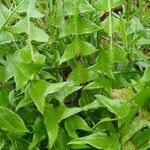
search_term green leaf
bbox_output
[11,17,49,42]
[29,80,51,115]
[0,88,9,107]
[9,0,48,62]
[79,90,95,107]
[113,44,126,62]
[29,117,46,149]
[34,52,46,65]
[65,115,92,138]
[16,95,32,111]
[7,52,42,90]
[68,132,107,149]
[13,0,46,44]
[31,26,49,42]
[82,99,101,111]
[19,46,46,64]
[44,104,58,149]
[0,0,149,149]
[121,87,150,124]
[141,65,150,83]
[16,86,32,111]
[113,75,129,89]
[29,80,67,114]
[9,138,30,150]
[18,46,33,63]
[84,75,111,94]
[127,17,145,34]
[0,106,27,135]
[132,129,150,149]
[50,0,64,27]
[60,38,97,64]
[122,141,136,150]
[94,50,111,75]
[56,104,82,123]
[93,117,117,130]
[63,0,95,16]
[138,38,150,46]
[0,63,11,83]
[54,81,82,102]
[68,132,120,149]
[93,0,124,12]
[0,1,30,44]
[0,136,4,149]
[60,16,100,38]
[59,39,78,64]
[122,116,149,144]
[17,0,44,18]
[101,15,119,33]
[0,3,11,28]
[106,134,121,150]
[53,128,68,150]
[68,63,88,84]
[96,95,130,119]
[0,31,13,44]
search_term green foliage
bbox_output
[0,0,150,149]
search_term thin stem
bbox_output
[27,0,35,62]
[108,0,113,65]
[74,4,80,60]
[125,0,132,21]
[119,15,128,51]
[138,0,144,20]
